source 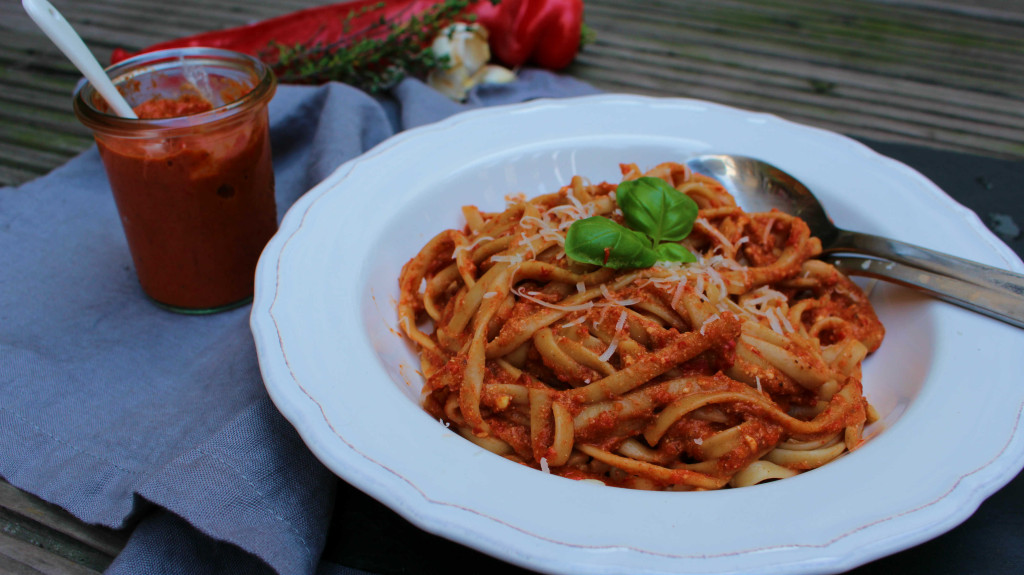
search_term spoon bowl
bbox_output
[685,154,1024,329]
[685,154,839,245]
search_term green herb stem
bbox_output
[264,0,484,93]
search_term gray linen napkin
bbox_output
[0,70,598,575]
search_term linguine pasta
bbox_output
[398,161,884,491]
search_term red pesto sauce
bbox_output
[97,91,277,309]
[132,93,213,118]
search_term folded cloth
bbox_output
[0,70,599,575]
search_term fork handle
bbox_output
[826,254,1024,329]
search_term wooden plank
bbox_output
[0,536,100,575]
[0,83,83,116]
[570,57,1024,158]
[0,73,78,98]
[0,506,115,573]
[586,29,1024,124]
[0,142,76,174]
[584,2,1024,94]
[607,0,1024,56]
[0,165,45,187]
[864,0,1024,23]
[581,34,1024,140]
[575,0,1024,158]
[584,1,1024,89]
[0,102,85,148]
[0,120,92,161]
[0,482,127,559]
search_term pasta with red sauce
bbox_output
[398,161,884,490]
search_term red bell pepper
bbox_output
[110,0,585,71]
[474,0,584,70]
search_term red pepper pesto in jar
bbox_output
[94,89,277,310]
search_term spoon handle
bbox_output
[829,228,1024,296]
[825,254,1024,329]
[22,0,137,118]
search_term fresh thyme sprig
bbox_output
[265,0,486,93]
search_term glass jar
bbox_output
[74,47,278,314]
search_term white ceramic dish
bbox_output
[251,95,1024,574]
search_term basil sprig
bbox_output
[565,216,659,269]
[565,177,699,269]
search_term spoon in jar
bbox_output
[685,154,1024,329]
[22,0,137,118]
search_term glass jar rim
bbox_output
[73,47,276,136]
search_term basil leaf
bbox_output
[655,242,697,263]
[565,216,659,269]
[616,177,700,245]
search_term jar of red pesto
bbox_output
[73,48,278,313]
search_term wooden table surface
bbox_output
[1,0,1023,573]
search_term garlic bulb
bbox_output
[427,22,516,100]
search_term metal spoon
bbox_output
[685,154,1024,329]
[22,0,137,118]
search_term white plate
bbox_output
[251,95,1024,574]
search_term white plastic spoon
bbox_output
[22,0,137,118]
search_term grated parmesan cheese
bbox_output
[705,254,746,271]
[540,457,550,473]
[744,286,786,306]
[765,307,783,335]
[513,288,595,312]
[614,309,628,333]
[699,313,720,335]
[520,231,539,257]
[599,284,640,307]
[696,217,735,254]
[670,276,687,309]
[547,198,594,224]
[761,218,775,247]
[598,339,619,362]
[778,310,794,333]
[490,254,524,264]
[560,315,587,328]
[566,191,587,214]
[519,215,546,229]
[519,211,568,246]
[540,229,565,245]
[451,235,494,259]
[599,310,627,362]
[694,274,707,301]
